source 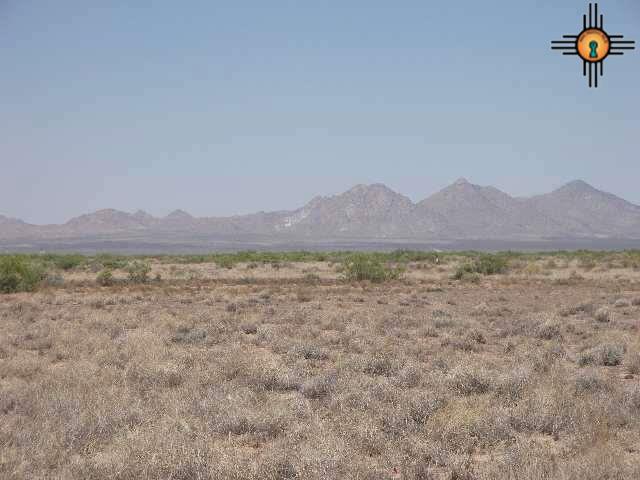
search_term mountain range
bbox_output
[2,179,640,243]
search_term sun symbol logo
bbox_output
[551,3,635,88]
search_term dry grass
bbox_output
[1,256,640,479]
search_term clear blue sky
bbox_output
[1,1,639,224]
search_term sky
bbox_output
[1,0,639,224]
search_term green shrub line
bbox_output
[1,249,640,293]
[453,254,509,280]
[96,269,115,287]
[0,256,45,293]
[2,249,640,271]
[126,261,152,284]
[341,254,404,283]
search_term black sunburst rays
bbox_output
[551,3,635,88]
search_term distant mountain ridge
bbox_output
[2,179,640,242]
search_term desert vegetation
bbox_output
[1,250,640,479]
[0,256,44,294]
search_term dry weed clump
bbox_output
[240,322,258,334]
[574,369,613,394]
[447,364,493,396]
[536,319,562,340]
[594,307,612,323]
[171,326,207,344]
[295,288,314,303]
[494,367,531,403]
[614,298,631,308]
[560,302,595,317]
[292,343,329,361]
[300,373,337,399]
[625,352,640,375]
[578,343,626,367]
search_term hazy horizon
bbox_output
[2,1,639,224]
[1,177,632,226]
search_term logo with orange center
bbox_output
[577,29,610,62]
[551,3,635,88]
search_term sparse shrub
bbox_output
[363,352,397,376]
[614,298,630,308]
[449,466,477,480]
[294,344,328,361]
[578,350,596,367]
[402,461,435,480]
[530,345,566,373]
[302,273,321,284]
[300,374,336,399]
[258,457,298,480]
[342,254,403,283]
[94,254,129,270]
[475,254,509,274]
[536,321,562,340]
[575,370,611,394]
[171,326,207,344]
[239,276,257,285]
[632,297,640,307]
[394,363,422,388]
[408,394,446,425]
[559,306,575,317]
[215,257,235,269]
[296,288,313,302]
[240,322,258,335]
[579,258,597,271]
[569,270,584,281]
[126,261,151,284]
[50,254,85,271]
[628,387,640,413]
[579,343,625,367]
[452,270,481,283]
[211,410,283,439]
[495,368,530,402]
[523,262,542,276]
[625,352,640,375]
[545,259,558,269]
[447,365,492,395]
[441,336,479,352]
[96,269,114,286]
[467,329,486,344]
[566,303,588,317]
[0,256,43,293]
[125,364,184,392]
[432,309,450,319]
[248,366,300,392]
[594,307,612,323]
[420,326,439,338]
[433,316,456,329]
[560,302,595,317]
[42,272,64,287]
[454,254,508,280]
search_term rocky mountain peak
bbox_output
[555,179,597,194]
[2,180,639,243]
[133,210,154,219]
[165,209,193,220]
